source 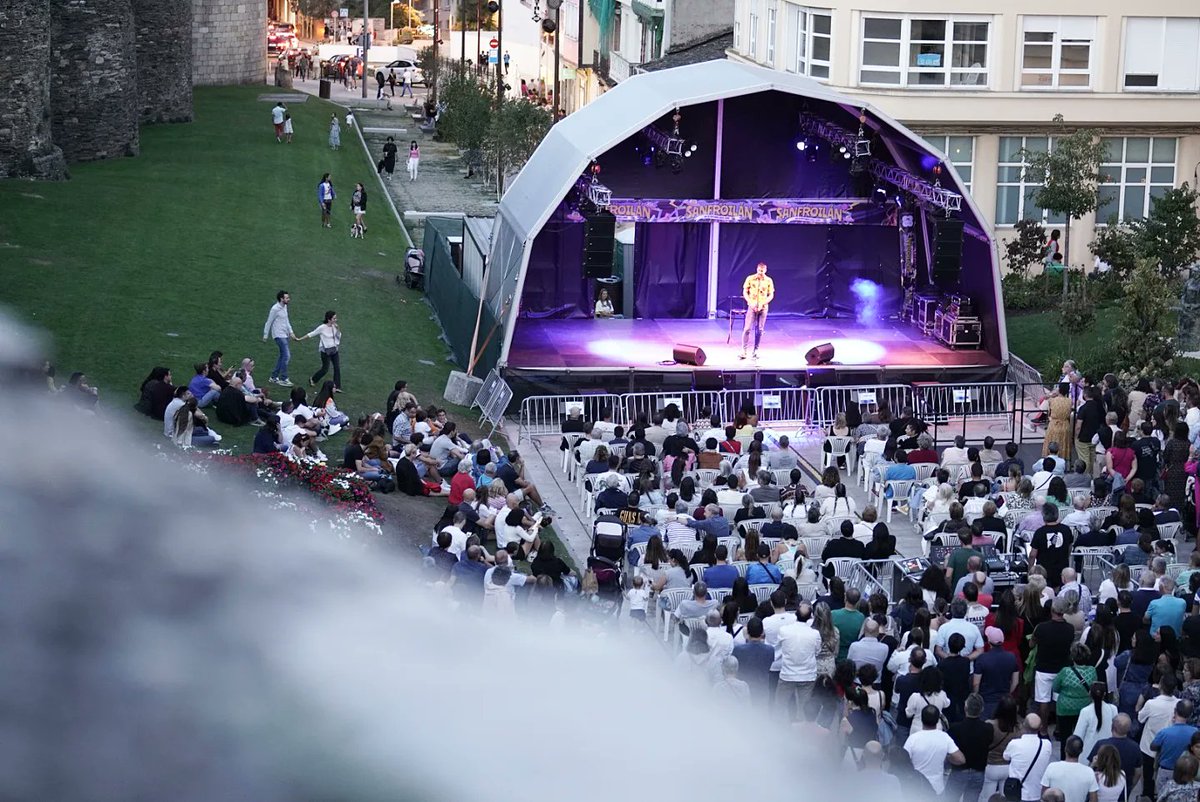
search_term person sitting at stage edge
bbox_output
[594,288,616,318]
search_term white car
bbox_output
[384,59,424,85]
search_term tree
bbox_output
[392,3,422,27]
[1089,220,1138,278]
[1003,218,1046,276]
[484,98,553,196]
[453,0,497,30]
[1114,258,1178,376]
[437,68,495,176]
[291,0,341,18]
[1018,114,1108,298]
[1134,183,1200,280]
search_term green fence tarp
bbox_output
[423,217,503,376]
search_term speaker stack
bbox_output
[932,218,964,283]
[583,211,616,278]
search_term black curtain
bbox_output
[521,220,588,318]
[633,222,710,318]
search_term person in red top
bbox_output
[448,459,476,506]
[907,433,939,465]
[718,425,741,455]
[984,589,1026,674]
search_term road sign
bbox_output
[488,51,498,64]
[339,7,348,17]
[489,37,498,48]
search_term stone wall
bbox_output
[50,0,140,163]
[0,1,67,179]
[193,0,267,86]
[133,0,194,123]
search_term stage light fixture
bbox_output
[689,144,698,153]
[838,145,847,154]
[795,140,807,151]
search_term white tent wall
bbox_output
[486,60,1006,370]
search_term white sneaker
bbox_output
[277,378,293,387]
[327,424,342,436]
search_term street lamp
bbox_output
[544,0,562,115]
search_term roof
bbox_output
[496,59,983,245]
[638,31,734,73]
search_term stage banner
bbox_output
[570,198,893,225]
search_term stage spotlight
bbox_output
[838,145,847,154]
[690,144,698,152]
[684,150,692,158]
[843,151,852,159]
[795,140,807,151]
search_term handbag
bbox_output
[1004,737,1044,801]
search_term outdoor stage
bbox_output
[507,317,1000,374]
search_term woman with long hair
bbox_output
[350,182,367,232]
[690,533,718,568]
[980,695,1020,800]
[736,528,761,563]
[734,493,766,525]
[1113,628,1157,717]
[638,535,669,587]
[1073,682,1118,760]
[1084,606,1120,690]
[677,475,697,505]
[904,665,950,728]
[820,482,857,519]
[812,601,839,678]
[695,487,720,519]
[312,380,349,428]
[919,565,951,607]
[1092,744,1127,802]
[303,310,342,392]
[674,628,712,677]
[1047,476,1069,509]
[985,589,1026,673]
[729,577,757,615]
[1099,563,1134,606]
[1165,422,1192,509]
[863,522,897,560]
[813,466,840,501]
[407,140,420,181]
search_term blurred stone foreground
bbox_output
[0,316,883,802]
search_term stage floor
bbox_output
[507,317,999,373]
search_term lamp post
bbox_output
[361,0,369,99]
[545,0,562,115]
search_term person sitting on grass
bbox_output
[312,380,349,428]
[171,397,218,448]
[163,386,190,440]
[498,492,544,562]
[186,362,221,408]
[215,375,268,427]
[135,367,175,420]
[253,414,285,454]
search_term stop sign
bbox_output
[490,38,499,48]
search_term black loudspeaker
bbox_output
[805,342,835,365]
[693,370,724,391]
[673,344,706,366]
[933,218,964,280]
[583,212,616,278]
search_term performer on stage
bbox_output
[740,261,775,360]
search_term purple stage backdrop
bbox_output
[568,198,892,225]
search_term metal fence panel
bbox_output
[622,391,726,429]
[815,385,913,429]
[519,394,624,437]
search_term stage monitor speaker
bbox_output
[693,370,724,391]
[933,218,964,280]
[583,212,617,278]
[805,342,835,365]
[673,343,706,367]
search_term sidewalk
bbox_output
[291,76,500,251]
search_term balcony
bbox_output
[609,49,632,83]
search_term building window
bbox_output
[859,15,990,88]
[612,5,622,52]
[766,1,777,66]
[1123,18,1200,91]
[1096,137,1177,223]
[995,136,1067,226]
[1020,16,1095,90]
[787,6,831,79]
[748,0,759,59]
[922,135,974,192]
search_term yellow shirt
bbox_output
[743,273,775,309]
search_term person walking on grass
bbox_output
[377,137,397,181]
[262,290,297,387]
[400,68,413,98]
[303,311,342,392]
[317,173,335,228]
[283,112,293,144]
[350,182,367,232]
[271,102,286,142]
[407,141,420,181]
[328,113,341,150]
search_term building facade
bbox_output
[728,0,1200,267]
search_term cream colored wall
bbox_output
[730,0,1200,271]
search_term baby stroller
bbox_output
[582,555,624,620]
[591,515,626,562]
[401,248,425,290]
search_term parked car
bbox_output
[384,59,424,85]
[267,23,297,54]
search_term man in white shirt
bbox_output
[769,436,798,470]
[761,591,797,690]
[270,102,286,141]
[705,609,734,665]
[1004,714,1054,802]
[262,290,296,386]
[776,601,821,718]
[697,415,725,448]
[1061,496,1092,530]
[941,436,970,469]
[482,550,528,595]
[437,511,470,558]
[575,428,605,466]
[847,616,890,676]
[906,705,966,794]
[663,504,696,547]
[1139,672,1181,781]
[593,407,618,438]
[1041,735,1099,802]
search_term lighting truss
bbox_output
[641,125,685,156]
[575,174,612,210]
[798,113,962,213]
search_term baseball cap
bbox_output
[984,626,1004,645]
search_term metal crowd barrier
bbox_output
[917,381,1019,447]
[814,385,913,430]
[519,393,623,437]
[846,561,891,603]
[725,387,815,428]
[622,391,726,430]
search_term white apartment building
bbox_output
[728,0,1200,265]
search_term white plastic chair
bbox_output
[822,557,861,582]
[749,583,776,603]
[694,469,720,488]
[822,436,853,472]
[656,587,692,639]
[876,479,915,523]
[1159,521,1184,542]
[560,433,584,473]
[732,561,751,578]
[738,518,768,539]
[922,530,959,558]
[912,463,938,483]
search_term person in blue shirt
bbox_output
[1146,576,1187,636]
[732,617,775,703]
[687,504,731,539]
[745,542,782,585]
[702,545,739,589]
[1151,700,1200,790]
[881,451,917,497]
[450,545,490,606]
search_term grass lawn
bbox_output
[0,85,449,454]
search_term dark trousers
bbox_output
[1144,753,1157,799]
[311,349,341,388]
[1056,714,1079,759]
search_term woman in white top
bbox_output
[303,310,343,391]
[594,288,615,318]
[1092,743,1127,802]
[819,483,857,520]
[922,483,956,531]
[904,666,951,729]
[1098,563,1133,606]
[1073,683,1118,762]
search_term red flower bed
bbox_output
[213,452,383,522]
